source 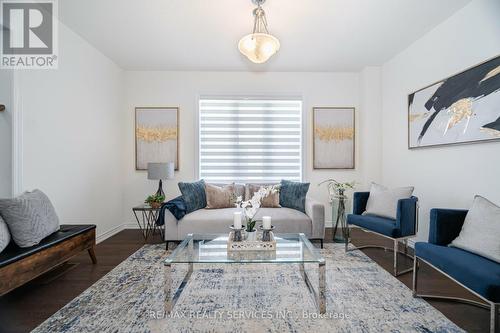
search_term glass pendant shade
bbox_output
[238,1,279,64]
[238,33,280,64]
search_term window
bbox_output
[199,98,303,183]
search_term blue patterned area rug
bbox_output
[32,244,463,333]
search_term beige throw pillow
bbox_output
[205,183,236,209]
[450,195,500,263]
[245,184,281,208]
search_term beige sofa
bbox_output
[163,184,325,248]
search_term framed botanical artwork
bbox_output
[135,107,179,171]
[408,55,500,149]
[313,107,355,169]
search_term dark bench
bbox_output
[0,224,97,296]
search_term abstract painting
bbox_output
[408,55,500,149]
[313,107,355,169]
[135,107,179,170]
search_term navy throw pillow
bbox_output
[279,180,310,213]
[178,180,207,214]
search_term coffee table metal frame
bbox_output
[164,233,326,314]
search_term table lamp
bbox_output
[147,162,174,197]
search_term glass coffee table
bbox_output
[164,233,326,313]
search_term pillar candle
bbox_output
[262,216,272,229]
[233,212,242,229]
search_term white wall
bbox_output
[359,67,383,186]
[0,70,12,197]
[123,71,383,226]
[16,23,125,240]
[381,0,500,241]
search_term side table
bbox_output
[132,204,164,241]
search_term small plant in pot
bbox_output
[145,194,165,209]
[234,185,280,241]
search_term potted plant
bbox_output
[319,179,355,242]
[235,185,280,241]
[145,194,165,209]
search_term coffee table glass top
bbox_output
[164,233,324,264]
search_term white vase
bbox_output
[246,230,257,241]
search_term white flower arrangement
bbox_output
[235,185,280,232]
[318,178,355,199]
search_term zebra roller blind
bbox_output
[199,98,303,183]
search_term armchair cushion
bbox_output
[364,183,414,219]
[450,195,500,263]
[347,214,399,238]
[415,242,500,302]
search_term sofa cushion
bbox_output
[0,225,96,268]
[178,180,207,214]
[279,180,310,213]
[364,183,414,219]
[347,214,399,238]
[0,215,10,253]
[177,207,312,239]
[212,183,245,200]
[0,190,60,248]
[450,195,500,263]
[415,242,500,302]
[205,183,236,209]
[245,184,280,208]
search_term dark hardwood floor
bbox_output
[0,228,491,333]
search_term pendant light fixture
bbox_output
[238,0,280,64]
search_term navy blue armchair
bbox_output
[413,208,500,333]
[346,192,419,276]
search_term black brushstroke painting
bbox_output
[417,56,500,142]
[483,116,500,131]
[409,55,500,148]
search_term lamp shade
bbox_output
[147,162,174,180]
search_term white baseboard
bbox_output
[96,224,125,244]
[95,222,160,244]
[124,223,141,229]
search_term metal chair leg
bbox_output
[393,239,399,276]
[412,256,418,297]
[492,303,499,333]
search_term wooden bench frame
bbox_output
[0,228,96,296]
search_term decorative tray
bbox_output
[227,231,276,252]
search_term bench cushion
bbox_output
[0,224,96,268]
[415,242,500,302]
[347,214,399,238]
[0,190,60,247]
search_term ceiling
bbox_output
[59,0,471,71]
